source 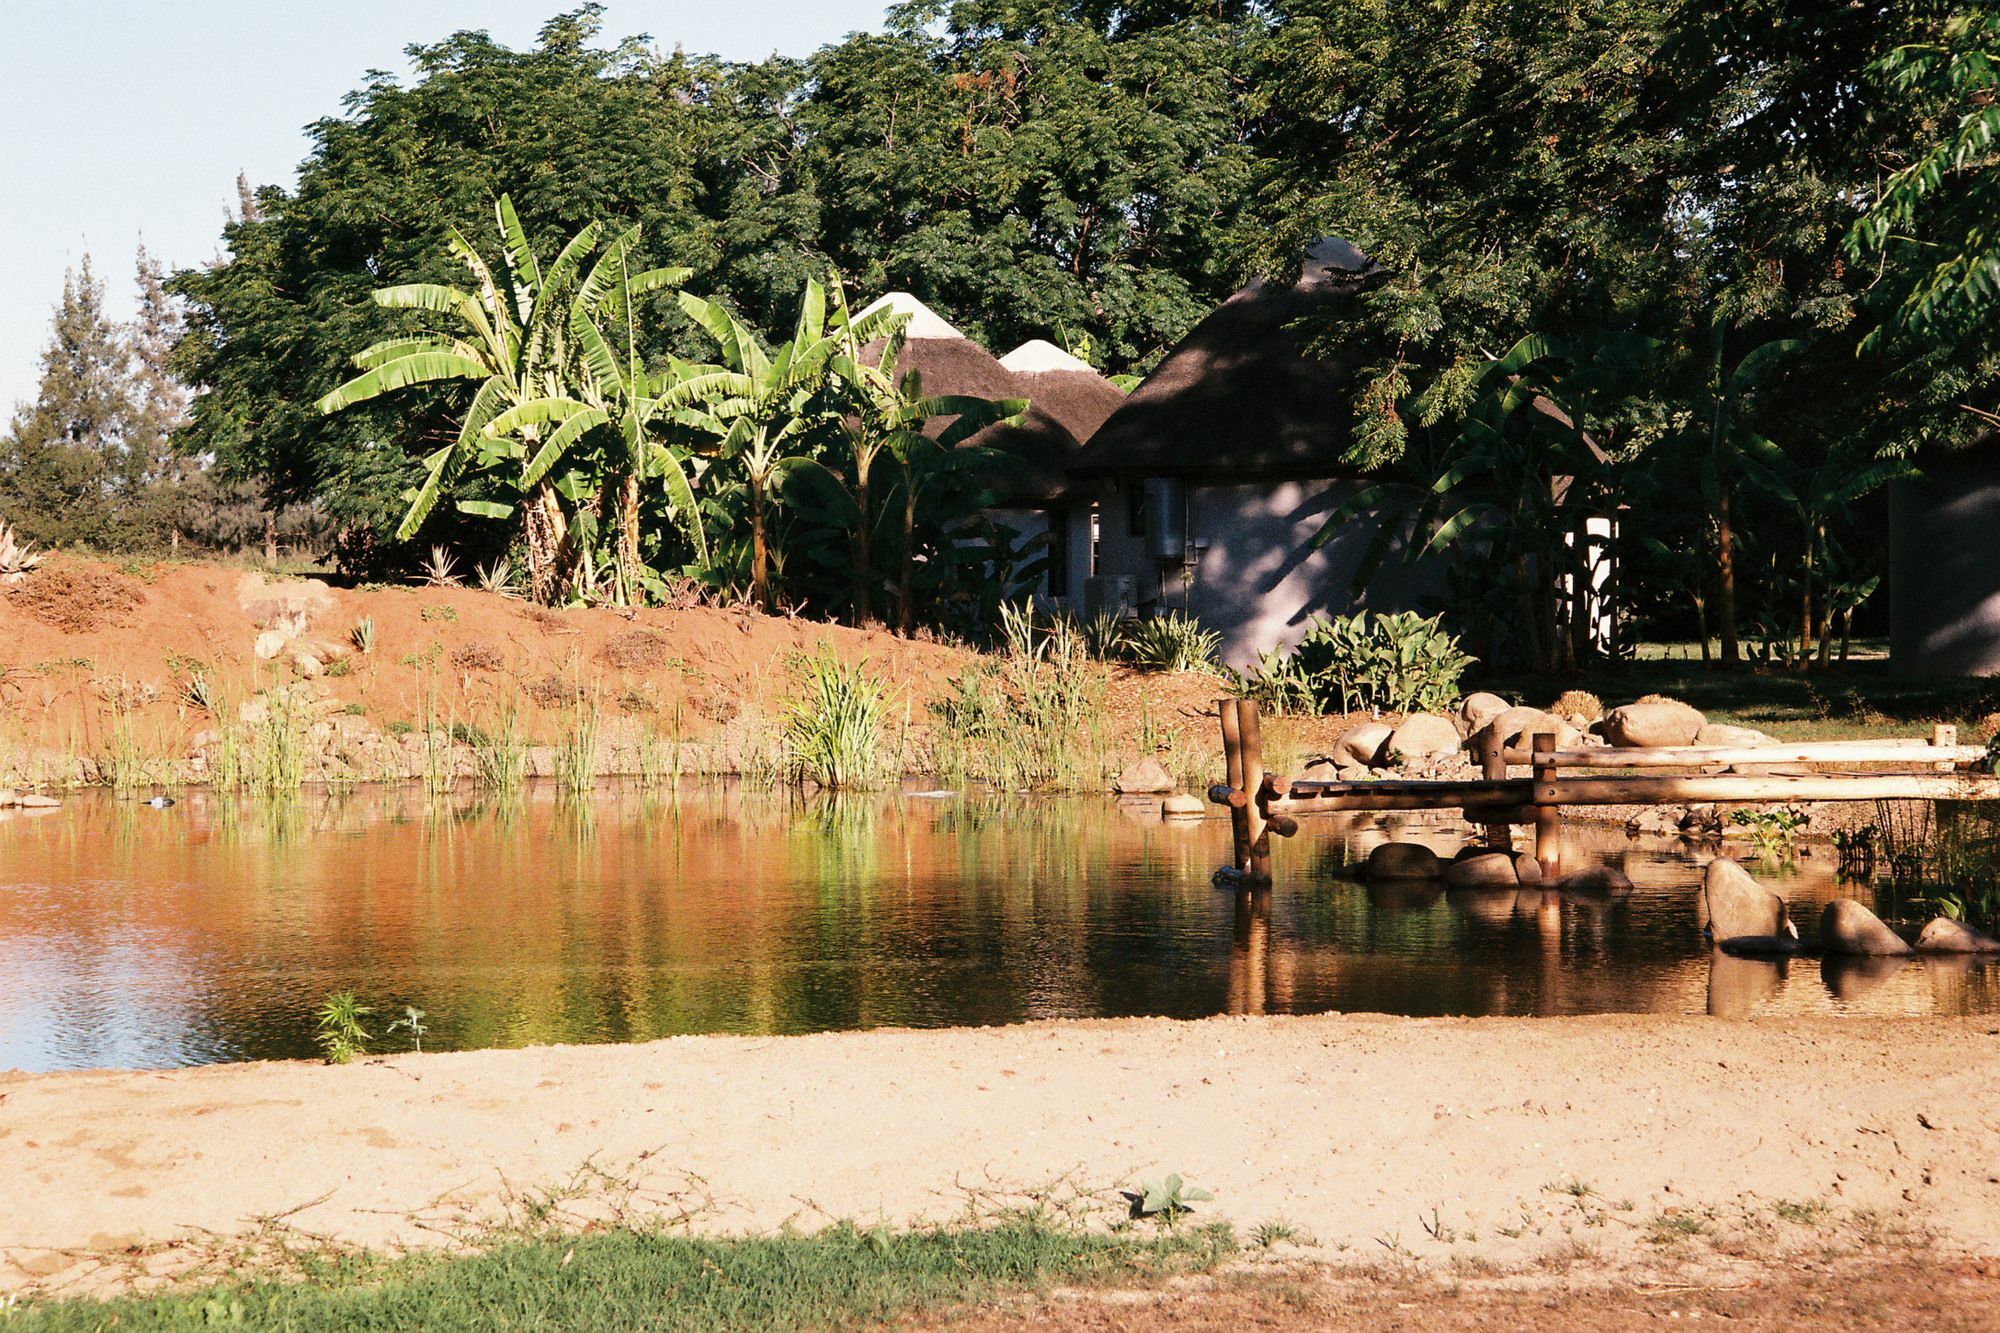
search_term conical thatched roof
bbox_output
[856,300,1119,505]
[1069,238,1383,480]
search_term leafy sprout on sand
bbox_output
[315,991,372,1064]
[389,1005,429,1054]
[1128,1174,1213,1225]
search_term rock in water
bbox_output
[1916,917,2000,953]
[1444,851,1519,889]
[1602,700,1707,748]
[1513,853,1543,883]
[1388,714,1463,764]
[1701,857,1793,945]
[1113,757,1174,794]
[1555,866,1633,896]
[1819,898,1913,956]
[1160,792,1204,818]
[1459,692,1509,732]
[1367,842,1441,880]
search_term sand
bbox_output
[4,1013,1997,1295]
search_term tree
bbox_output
[128,244,193,545]
[0,257,135,548]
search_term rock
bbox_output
[1113,757,1174,794]
[1513,853,1543,884]
[1625,807,1680,837]
[1332,723,1393,769]
[1602,700,1707,748]
[1366,841,1441,880]
[0,788,14,808]
[1701,857,1794,944]
[1915,917,2000,954]
[1718,934,1802,956]
[1474,707,1579,754]
[292,652,325,680]
[237,573,336,631]
[1819,898,1913,956]
[1387,714,1463,765]
[1459,692,1509,732]
[1444,851,1519,889]
[17,794,60,809]
[1160,792,1204,818]
[1678,805,1723,837]
[1694,723,1774,748]
[1555,866,1633,896]
[253,629,290,661]
[1335,763,1374,783]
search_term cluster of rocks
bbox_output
[1362,839,1634,895]
[0,788,61,811]
[1702,855,2000,958]
[241,573,351,679]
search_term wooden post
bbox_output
[1477,728,1510,849]
[1218,698,1251,874]
[1240,699,1271,884]
[1532,732,1561,877]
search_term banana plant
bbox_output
[481,231,702,606]
[669,278,900,612]
[315,196,686,604]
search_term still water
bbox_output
[2,786,1994,1072]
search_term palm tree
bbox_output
[315,197,687,603]
[671,279,897,612]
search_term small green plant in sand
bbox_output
[389,1006,429,1055]
[314,991,372,1064]
[1130,1174,1212,1225]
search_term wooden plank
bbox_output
[1273,770,2000,814]
[1499,741,1988,768]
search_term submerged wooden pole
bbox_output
[1477,727,1511,849]
[1532,732,1561,876]
[1218,698,1251,873]
[1240,699,1272,884]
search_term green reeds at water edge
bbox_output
[554,691,601,796]
[783,648,890,789]
[468,706,528,794]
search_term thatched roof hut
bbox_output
[854,295,1120,504]
[1069,239,1381,481]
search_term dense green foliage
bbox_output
[6,1,1991,659]
[1236,610,1474,716]
[14,1219,1235,1331]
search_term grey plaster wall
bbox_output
[1070,477,1448,668]
[1890,468,2000,676]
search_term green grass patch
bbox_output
[14,1219,1235,1331]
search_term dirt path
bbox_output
[4,1014,1997,1296]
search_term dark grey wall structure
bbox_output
[1890,460,2000,676]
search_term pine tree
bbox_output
[0,256,136,548]
[129,243,193,545]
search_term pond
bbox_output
[2,786,1994,1072]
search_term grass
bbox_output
[783,648,891,789]
[13,1220,1235,1331]
[554,689,601,796]
[1474,648,2000,742]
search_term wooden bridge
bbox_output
[1209,698,2000,884]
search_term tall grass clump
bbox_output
[555,691,601,795]
[248,686,308,793]
[932,610,1108,790]
[469,705,528,794]
[1125,611,1221,673]
[100,699,151,790]
[784,649,891,789]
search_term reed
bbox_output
[783,649,890,789]
[247,687,308,793]
[555,690,601,796]
[470,705,528,794]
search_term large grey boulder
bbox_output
[1113,757,1174,794]
[1700,857,1794,945]
[1331,723,1393,769]
[1916,917,2000,953]
[1388,713,1463,764]
[1367,842,1441,880]
[1819,898,1913,956]
[1459,692,1510,732]
[1444,850,1520,889]
[1603,700,1707,748]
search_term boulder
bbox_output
[1335,763,1374,783]
[1444,851,1519,889]
[1556,866,1633,896]
[1332,723,1393,770]
[1387,714,1463,764]
[1915,917,2000,954]
[1113,757,1174,794]
[237,573,335,631]
[1700,857,1793,944]
[292,651,325,680]
[1160,792,1205,818]
[1472,707,1579,755]
[1513,853,1543,884]
[253,629,290,661]
[17,793,60,809]
[1694,723,1774,749]
[1459,692,1509,732]
[1818,898,1913,956]
[1366,841,1441,880]
[1602,700,1706,748]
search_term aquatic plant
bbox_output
[1729,806,1809,862]
[555,690,601,795]
[784,649,891,789]
[469,706,528,794]
[248,686,308,793]
[389,1005,429,1055]
[314,991,372,1064]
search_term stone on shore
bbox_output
[1701,857,1793,945]
[1388,714,1463,764]
[1819,898,1913,956]
[1693,723,1774,748]
[1113,757,1174,794]
[1472,707,1578,754]
[1603,700,1706,748]
[1916,917,2000,954]
[1459,692,1510,732]
[1513,853,1543,883]
[1367,842,1441,880]
[1332,723,1393,770]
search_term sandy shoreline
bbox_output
[5,1012,1998,1296]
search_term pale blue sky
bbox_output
[1,1,889,415]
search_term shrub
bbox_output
[1551,689,1604,722]
[1253,611,1473,716]
[1125,611,1221,673]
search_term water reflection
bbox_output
[0,787,1995,1072]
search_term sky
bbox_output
[0,0,889,417]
